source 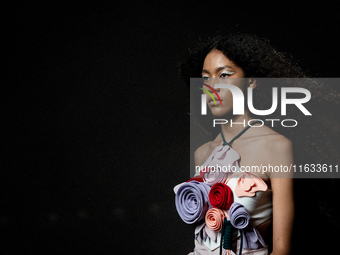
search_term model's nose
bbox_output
[203,80,220,93]
[212,84,220,93]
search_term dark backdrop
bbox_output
[3,1,340,254]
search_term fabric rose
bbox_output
[229,202,250,229]
[205,208,227,232]
[209,183,233,210]
[230,172,268,197]
[229,202,265,249]
[174,181,211,224]
[186,176,204,183]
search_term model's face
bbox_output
[201,49,247,117]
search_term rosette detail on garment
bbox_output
[205,208,227,232]
[229,202,266,249]
[174,181,211,224]
[229,202,250,229]
[200,145,240,186]
[228,172,268,198]
[209,183,233,210]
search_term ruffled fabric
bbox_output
[200,145,240,186]
[242,226,266,250]
[175,142,272,253]
[194,220,218,243]
[227,172,267,197]
[229,203,265,249]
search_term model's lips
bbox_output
[208,98,223,106]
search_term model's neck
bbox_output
[220,111,254,139]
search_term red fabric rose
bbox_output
[186,176,204,182]
[209,182,233,210]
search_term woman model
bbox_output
[177,33,339,255]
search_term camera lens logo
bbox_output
[199,83,222,115]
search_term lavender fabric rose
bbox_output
[175,181,211,224]
[229,202,250,229]
[229,202,265,249]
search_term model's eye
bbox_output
[202,75,210,80]
[220,71,235,78]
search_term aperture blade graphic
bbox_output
[202,83,223,106]
[199,87,216,105]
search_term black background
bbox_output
[2,1,340,254]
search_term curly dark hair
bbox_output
[180,32,305,80]
[179,32,340,229]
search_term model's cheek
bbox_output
[219,91,233,107]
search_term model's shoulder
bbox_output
[262,132,293,153]
[251,129,293,165]
[194,137,221,166]
[241,126,293,158]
